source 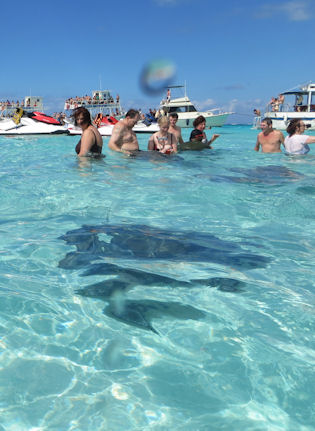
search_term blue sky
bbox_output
[1,0,315,123]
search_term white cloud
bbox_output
[257,1,313,21]
[193,98,216,110]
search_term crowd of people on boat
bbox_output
[64,94,120,109]
[72,106,315,159]
[268,94,285,112]
[0,99,38,110]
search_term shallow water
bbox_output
[0,126,314,430]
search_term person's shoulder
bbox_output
[274,129,283,136]
[113,121,125,131]
[83,126,94,136]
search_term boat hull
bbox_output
[176,112,230,128]
[0,117,69,135]
[260,111,315,130]
[67,125,113,137]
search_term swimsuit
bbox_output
[75,127,102,155]
[153,133,174,153]
[190,129,206,142]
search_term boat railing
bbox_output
[266,102,314,113]
[252,116,262,129]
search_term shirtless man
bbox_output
[168,112,184,147]
[108,109,140,153]
[254,118,284,153]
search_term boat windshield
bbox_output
[168,105,197,113]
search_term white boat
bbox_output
[65,119,158,137]
[253,82,315,130]
[0,106,68,136]
[65,120,114,137]
[64,89,159,136]
[64,89,126,136]
[0,96,69,135]
[159,84,232,128]
[133,121,159,134]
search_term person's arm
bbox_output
[305,135,315,144]
[208,134,220,148]
[170,133,177,153]
[178,133,184,146]
[280,132,285,147]
[108,124,124,152]
[148,134,156,151]
[77,129,95,156]
[254,136,261,151]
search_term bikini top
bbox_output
[153,133,174,151]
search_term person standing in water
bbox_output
[254,118,284,153]
[168,112,184,148]
[284,119,315,155]
[148,116,177,154]
[74,107,103,156]
[108,109,140,154]
[180,115,220,151]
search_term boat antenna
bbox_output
[184,80,187,98]
[99,75,102,90]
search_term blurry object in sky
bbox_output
[140,59,176,95]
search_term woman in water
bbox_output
[73,107,103,156]
[284,119,315,155]
[189,115,220,150]
[148,116,177,154]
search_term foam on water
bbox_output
[0,126,314,430]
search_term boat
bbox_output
[63,89,126,136]
[253,82,315,130]
[0,114,68,135]
[0,96,69,135]
[64,89,159,136]
[159,84,232,128]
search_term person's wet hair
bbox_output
[169,112,178,119]
[286,118,301,137]
[125,109,139,119]
[72,107,92,126]
[158,116,170,127]
[262,117,272,127]
[193,115,206,128]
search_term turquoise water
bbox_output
[0,126,314,430]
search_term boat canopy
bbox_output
[282,91,309,96]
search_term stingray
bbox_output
[59,224,269,270]
[229,165,303,184]
[296,185,315,195]
[195,165,304,186]
[74,271,245,333]
[76,282,206,334]
[76,263,247,297]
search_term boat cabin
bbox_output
[162,97,197,114]
[267,83,315,113]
